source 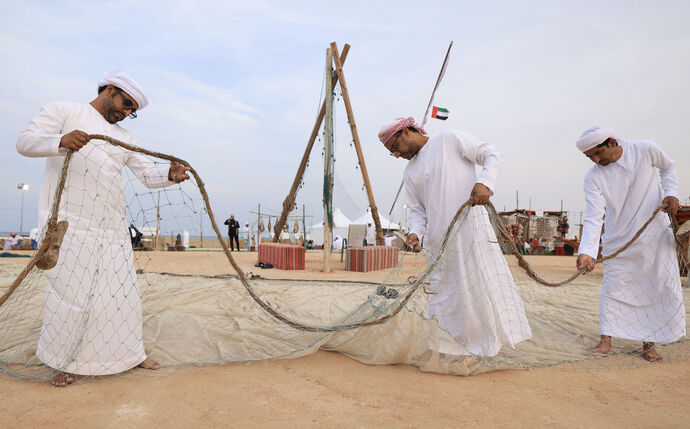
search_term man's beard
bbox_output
[105,111,124,124]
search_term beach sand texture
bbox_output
[0,251,688,427]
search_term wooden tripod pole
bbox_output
[330,41,385,245]
[272,43,351,242]
[323,47,334,272]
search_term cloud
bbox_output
[2,1,689,233]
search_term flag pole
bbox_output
[421,41,453,127]
[388,41,453,216]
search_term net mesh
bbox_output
[1,138,688,383]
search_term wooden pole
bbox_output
[200,208,204,248]
[155,191,161,250]
[257,203,261,251]
[302,204,306,247]
[389,41,454,215]
[421,41,454,128]
[526,197,532,241]
[323,47,334,272]
[272,44,351,242]
[330,41,385,245]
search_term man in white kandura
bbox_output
[575,126,685,362]
[365,222,375,246]
[242,223,251,251]
[182,230,190,249]
[16,70,191,386]
[29,227,40,250]
[379,117,532,357]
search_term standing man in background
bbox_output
[242,222,251,251]
[29,227,39,250]
[365,222,375,246]
[224,214,240,251]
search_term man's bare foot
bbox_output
[642,342,663,363]
[51,372,76,387]
[589,335,612,355]
[138,357,160,370]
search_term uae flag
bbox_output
[431,106,449,120]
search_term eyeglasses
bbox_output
[114,89,138,119]
[387,131,402,156]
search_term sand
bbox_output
[0,251,688,428]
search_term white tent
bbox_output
[307,207,353,245]
[351,209,401,231]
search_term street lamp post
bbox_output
[17,183,29,235]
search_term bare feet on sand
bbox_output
[138,357,160,370]
[590,335,612,355]
[51,357,158,387]
[641,342,663,363]
[52,372,76,387]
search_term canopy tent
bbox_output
[307,208,352,245]
[351,209,401,231]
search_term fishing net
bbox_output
[1,136,688,383]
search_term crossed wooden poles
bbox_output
[271,42,385,249]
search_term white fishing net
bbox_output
[1,139,688,383]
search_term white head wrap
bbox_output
[97,70,149,110]
[575,126,615,152]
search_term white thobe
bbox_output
[365,224,375,245]
[242,226,251,241]
[17,101,173,375]
[404,130,532,356]
[578,140,685,342]
[242,226,251,251]
[332,236,343,251]
[3,236,21,250]
[182,230,190,248]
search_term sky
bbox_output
[1,0,689,234]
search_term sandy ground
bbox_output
[1,250,688,428]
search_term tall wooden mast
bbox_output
[272,45,350,241]
[330,42,384,245]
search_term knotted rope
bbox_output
[484,202,671,287]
